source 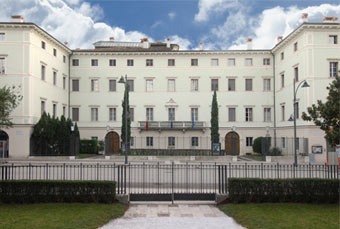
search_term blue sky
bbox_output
[1,0,340,49]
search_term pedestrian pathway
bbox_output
[100,202,244,229]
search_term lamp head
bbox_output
[118,76,125,84]
[288,115,294,122]
[301,81,310,88]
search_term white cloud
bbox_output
[74,2,103,21]
[194,0,239,22]
[168,12,176,20]
[229,4,340,50]
[151,20,163,29]
[64,0,81,5]
[167,35,191,50]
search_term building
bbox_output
[0,15,339,162]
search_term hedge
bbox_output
[228,178,339,203]
[0,180,115,204]
[80,139,98,154]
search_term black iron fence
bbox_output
[1,162,338,198]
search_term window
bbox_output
[330,62,338,78]
[41,65,46,80]
[211,58,219,66]
[168,108,175,121]
[211,79,218,91]
[130,137,134,147]
[146,137,153,147]
[263,79,271,91]
[41,41,45,49]
[294,67,299,81]
[109,59,116,66]
[72,108,79,122]
[329,35,338,44]
[228,79,235,91]
[127,59,134,66]
[63,106,66,117]
[191,108,198,121]
[168,59,175,66]
[109,108,116,121]
[109,80,116,91]
[294,42,298,51]
[245,58,253,66]
[281,52,284,60]
[0,57,5,75]
[41,101,45,115]
[129,108,134,122]
[91,59,98,66]
[91,79,99,92]
[146,59,153,66]
[0,33,5,41]
[228,58,235,66]
[53,48,57,57]
[245,108,253,122]
[191,79,199,91]
[281,105,285,121]
[63,55,66,63]
[72,79,79,91]
[281,137,286,148]
[246,137,253,147]
[146,79,153,92]
[281,74,285,88]
[127,80,134,92]
[228,108,236,122]
[191,58,198,66]
[191,137,199,147]
[245,79,252,91]
[168,137,175,147]
[263,58,270,65]
[146,108,153,121]
[53,104,57,117]
[72,59,79,66]
[168,79,175,92]
[91,108,98,121]
[264,108,271,122]
[295,102,299,119]
[296,137,300,150]
[53,71,57,85]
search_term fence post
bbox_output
[172,161,174,204]
[80,163,82,180]
[63,163,66,180]
[261,163,263,179]
[29,163,31,180]
[245,163,247,178]
[97,163,99,181]
[117,165,120,194]
[277,162,279,179]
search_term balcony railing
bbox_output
[139,121,205,130]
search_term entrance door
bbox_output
[105,132,120,154]
[0,131,9,158]
[225,132,240,155]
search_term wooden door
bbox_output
[106,132,120,154]
[225,132,240,155]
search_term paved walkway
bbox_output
[100,203,244,229]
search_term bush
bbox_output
[228,178,339,204]
[267,147,282,156]
[98,140,105,152]
[0,180,115,204]
[252,137,263,154]
[80,139,98,154]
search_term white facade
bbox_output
[0,17,339,162]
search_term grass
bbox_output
[243,154,264,161]
[78,153,98,158]
[220,203,339,229]
[0,203,127,229]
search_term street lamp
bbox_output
[118,75,128,164]
[288,78,310,166]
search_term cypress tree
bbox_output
[121,83,131,150]
[210,90,220,144]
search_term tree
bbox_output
[0,86,23,129]
[302,75,340,147]
[210,90,220,144]
[121,83,131,150]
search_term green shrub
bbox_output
[0,180,115,204]
[228,178,339,204]
[267,147,282,156]
[80,139,98,154]
[252,137,263,154]
[98,140,105,152]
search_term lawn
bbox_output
[220,203,339,229]
[0,203,126,229]
[78,153,98,158]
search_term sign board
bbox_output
[211,143,221,156]
[311,145,322,154]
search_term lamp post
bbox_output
[288,78,310,166]
[118,75,128,164]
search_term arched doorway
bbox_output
[0,131,9,158]
[225,132,240,155]
[105,131,120,154]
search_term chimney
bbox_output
[109,37,114,41]
[141,38,150,49]
[277,36,283,43]
[64,41,68,46]
[323,16,338,23]
[199,41,203,50]
[246,38,252,50]
[166,37,170,48]
[301,13,308,23]
[11,15,24,23]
